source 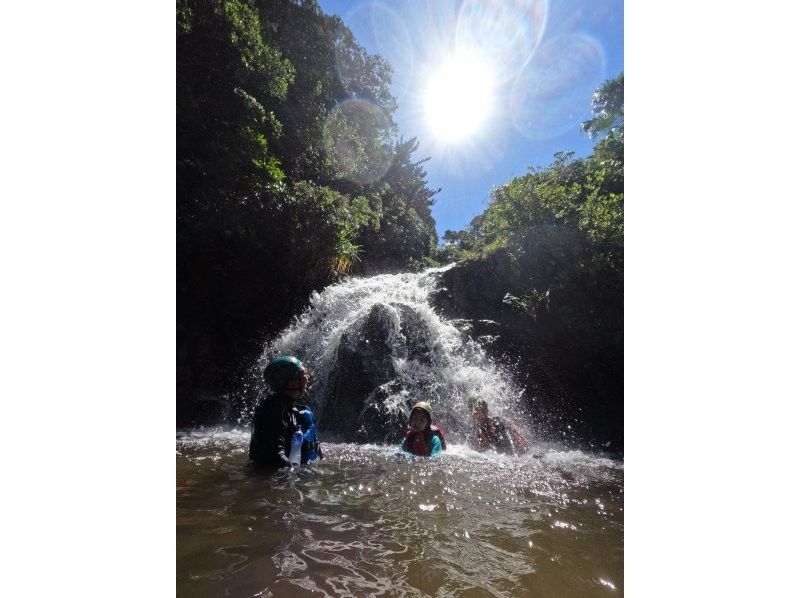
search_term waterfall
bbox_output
[254,266,528,443]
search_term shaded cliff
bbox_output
[432,229,623,452]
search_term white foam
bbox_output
[262,266,524,437]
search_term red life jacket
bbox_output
[475,417,528,454]
[475,417,504,449]
[402,425,447,456]
[506,421,529,453]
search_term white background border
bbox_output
[2,1,799,596]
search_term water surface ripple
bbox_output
[177,429,623,597]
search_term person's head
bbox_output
[409,401,433,432]
[264,355,309,399]
[468,397,489,424]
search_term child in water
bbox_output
[468,398,529,455]
[399,401,447,457]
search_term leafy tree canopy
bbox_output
[177,0,439,414]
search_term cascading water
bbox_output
[253,265,528,443]
[178,267,623,596]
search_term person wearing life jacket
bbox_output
[399,401,447,457]
[295,403,323,461]
[468,398,529,455]
[249,355,322,468]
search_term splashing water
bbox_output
[255,266,526,440]
[177,428,623,596]
[180,268,623,595]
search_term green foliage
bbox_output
[503,288,551,319]
[280,180,373,273]
[177,0,295,205]
[322,101,394,185]
[443,73,625,385]
[177,0,439,411]
[437,229,477,262]
[582,73,624,139]
[349,137,438,271]
[224,0,292,94]
[177,0,438,275]
[458,124,623,266]
[252,0,397,186]
[177,0,192,34]
[404,254,442,272]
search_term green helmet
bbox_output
[263,355,304,391]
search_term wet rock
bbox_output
[394,303,434,364]
[321,304,400,439]
[430,228,623,453]
[318,301,444,440]
[354,381,410,444]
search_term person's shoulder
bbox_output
[255,393,283,412]
[429,434,443,457]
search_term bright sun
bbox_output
[424,52,496,143]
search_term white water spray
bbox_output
[259,266,528,440]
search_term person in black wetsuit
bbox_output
[249,355,313,468]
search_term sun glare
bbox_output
[424,52,496,143]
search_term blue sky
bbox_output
[318,0,623,239]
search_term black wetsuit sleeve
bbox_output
[266,407,291,467]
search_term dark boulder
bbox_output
[354,380,411,444]
[321,303,399,439]
[394,303,435,364]
[319,301,441,441]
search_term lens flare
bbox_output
[338,2,416,92]
[323,99,394,185]
[510,33,605,140]
[455,0,549,83]
[424,51,496,143]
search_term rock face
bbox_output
[354,380,411,445]
[431,231,623,453]
[320,303,437,442]
[254,225,621,453]
[321,304,399,439]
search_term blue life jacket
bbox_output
[296,404,322,461]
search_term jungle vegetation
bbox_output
[176,0,623,437]
[437,73,624,447]
[177,0,438,419]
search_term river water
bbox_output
[178,267,622,596]
[177,430,622,597]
